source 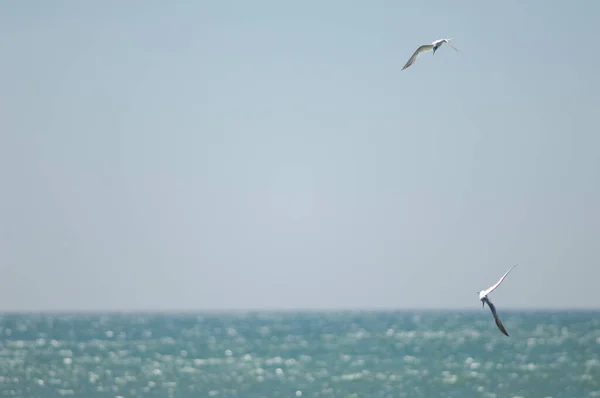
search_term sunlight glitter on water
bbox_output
[0,311,598,397]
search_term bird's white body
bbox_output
[402,38,460,71]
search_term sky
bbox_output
[1,1,599,312]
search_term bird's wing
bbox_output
[402,44,434,70]
[482,264,518,297]
[444,39,460,52]
[485,298,509,336]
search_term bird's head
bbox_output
[478,293,486,308]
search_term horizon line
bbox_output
[1,307,599,315]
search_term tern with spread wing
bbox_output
[478,264,518,336]
[401,38,459,71]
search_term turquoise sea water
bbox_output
[0,311,598,397]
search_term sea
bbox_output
[0,311,598,398]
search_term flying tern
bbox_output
[401,38,459,71]
[478,264,518,336]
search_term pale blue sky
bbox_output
[1,1,599,311]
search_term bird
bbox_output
[477,264,518,336]
[401,38,460,71]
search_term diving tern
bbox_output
[401,38,459,71]
[478,264,518,336]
